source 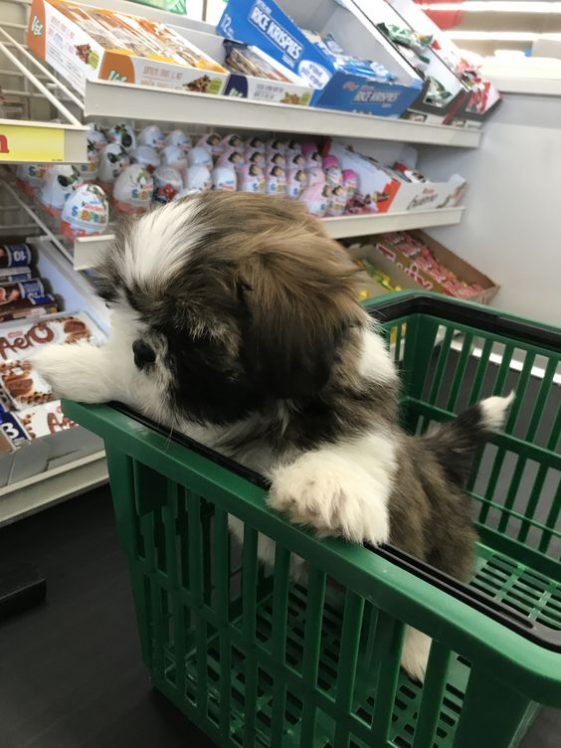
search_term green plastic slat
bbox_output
[525,358,559,443]
[538,478,561,555]
[547,403,561,454]
[186,491,207,712]
[333,592,365,748]
[271,546,290,748]
[503,351,536,435]
[515,462,549,543]
[214,507,230,623]
[468,337,494,405]
[368,612,404,743]
[453,667,531,748]
[427,326,454,405]
[492,344,514,395]
[412,642,450,748]
[241,526,258,748]
[446,332,474,411]
[496,455,528,534]
[300,568,326,748]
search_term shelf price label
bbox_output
[0,123,65,162]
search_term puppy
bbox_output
[33,193,512,680]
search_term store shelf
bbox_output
[0,451,108,526]
[68,207,464,268]
[0,119,87,164]
[323,206,464,239]
[85,80,482,149]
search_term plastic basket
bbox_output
[63,293,561,748]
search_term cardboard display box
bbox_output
[27,0,229,96]
[217,0,424,117]
[174,27,313,106]
[329,142,467,214]
[345,231,499,305]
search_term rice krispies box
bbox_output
[27,0,228,96]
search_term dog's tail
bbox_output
[422,392,515,488]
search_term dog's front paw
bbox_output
[268,452,390,546]
[32,344,105,402]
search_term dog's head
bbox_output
[96,192,364,425]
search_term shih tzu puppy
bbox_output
[33,193,513,681]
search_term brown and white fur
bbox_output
[33,193,513,681]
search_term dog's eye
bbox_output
[133,339,156,370]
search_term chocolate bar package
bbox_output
[0,268,32,282]
[0,295,58,324]
[0,401,30,450]
[0,242,33,269]
[0,312,102,362]
[0,360,53,409]
[0,278,45,303]
[17,400,77,440]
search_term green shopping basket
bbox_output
[63,292,561,748]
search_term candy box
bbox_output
[0,401,29,451]
[0,241,33,269]
[28,0,228,97]
[17,400,77,440]
[353,230,499,304]
[217,0,424,117]
[0,359,53,410]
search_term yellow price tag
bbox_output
[0,123,65,163]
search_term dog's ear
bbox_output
[237,232,361,399]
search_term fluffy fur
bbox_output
[33,193,513,681]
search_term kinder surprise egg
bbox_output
[266,165,287,196]
[97,143,130,188]
[16,164,47,198]
[40,165,82,216]
[326,183,348,217]
[217,147,245,171]
[245,148,266,167]
[268,138,287,156]
[212,165,236,192]
[87,123,107,152]
[185,165,212,192]
[162,145,188,176]
[131,145,161,174]
[187,146,212,169]
[222,133,244,150]
[113,164,154,216]
[139,125,165,151]
[342,169,358,197]
[247,135,266,151]
[285,139,302,158]
[323,154,343,188]
[61,184,109,240]
[108,123,136,152]
[173,187,203,201]
[237,163,265,193]
[164,129,192,153]
[153,166,183,204]
[267,151,286,169]
[197,132,223,157]
[286,168,308,199]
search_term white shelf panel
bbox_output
[72,207,464,268]
[85,79,481,149]
[0,119,88,163]
[0,451,108,527]
[323,206,463,239]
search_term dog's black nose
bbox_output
[133,339,156,370]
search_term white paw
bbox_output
[401,626,432,683]
[32,344,106,402]
[268,452,390,546]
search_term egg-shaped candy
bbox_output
[139,125,165,151]
[216,147,245,171]
[185,165,212,192]
[108,123,136,152]
[187,146,212,169]
[113,164,154,216]
[16,164,47,198]
[40,165,82,217]
[153,166,183,204]
[61,183,109,240]
[265,164,287,196]
[237,163,265,193]
[97,143,130,194]
[212,165,237,192]
[221,133,244,150]
[197,132,223,158]
[286,168,308,199]
[162,145,188,177]
[164,129,192,153]
[131,145,161,174]
[87,123,107,152]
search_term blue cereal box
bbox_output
[217,0,423,117]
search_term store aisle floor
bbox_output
[0,488,558,748]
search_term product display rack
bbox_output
[0,0,481,522]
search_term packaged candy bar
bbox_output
[0,295,58,324]
[0,243,32,269]
[0,312,102,363]
[0,269,32,283]
[16,400,77,440]
[224,40,291,82]
[0,279,45,303]
[0,359,53,409]
[0,402,29,450]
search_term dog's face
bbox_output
[96,193,362,426]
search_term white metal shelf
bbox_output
[0,451,108,526]
[70,206,464,268]
[85,79,481,149]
